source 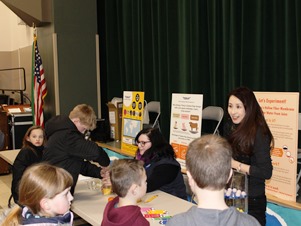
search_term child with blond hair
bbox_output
[2,163,74,225]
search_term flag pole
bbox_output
[31,23,47,127]
[31,23,36,125]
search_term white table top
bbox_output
[72,180,195,226]
[0,149,195,225]
[0,149,20,165]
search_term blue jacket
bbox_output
[21,207,73,225]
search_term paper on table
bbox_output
[78,175,93,181]
[109,111,116,124]
[8,108,21,113]
[110,156,119,161]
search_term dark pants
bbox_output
[248,195,267,226]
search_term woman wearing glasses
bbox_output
[135,128,187,200]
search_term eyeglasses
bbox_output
[136,140,151,147]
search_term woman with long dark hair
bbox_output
[224,86,274,226]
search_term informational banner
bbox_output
[121,91,145,156]
[169,93,203,169]
[254,92,299,201]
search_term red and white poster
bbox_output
[254,92,299,201]
[169,93,203,170]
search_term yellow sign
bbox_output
[121,91,145,156]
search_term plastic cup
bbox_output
[102,185,112,195]
[86,179,102,191]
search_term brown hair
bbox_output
[226,87,274,155]
[22,125,46,149]
[110,159,145,197]
[2,163,73,225]
[69,104,97,130]
[186,135,232,190]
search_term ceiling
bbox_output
[1,0,51,27]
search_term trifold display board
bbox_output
[254,92,299,202]
[121,91,145,157]
[169,93,203,170]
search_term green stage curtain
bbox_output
[98,0,301,137]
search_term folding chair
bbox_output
[202,106,224,135]
[143,101,161,130]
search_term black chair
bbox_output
[0,130,4,150]
[0,94,10,105]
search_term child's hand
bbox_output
[100,167,111,186]
[100,166,110,178]
[102,176,112,187]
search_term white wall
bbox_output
[0,2,34,104]
[0,1,33,51]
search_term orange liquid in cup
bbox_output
[102,186,112,195]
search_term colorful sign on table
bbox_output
[121,91,145,156]
[169,93,203,169]
[254,92,299,202]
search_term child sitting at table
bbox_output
[11,125,46,204]
[101,159,150,226]
[166,135,260,226]
[1,163,74,226]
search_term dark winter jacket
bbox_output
[43,115,110,194]
[145,156,187,200]
[21,206,73,225]
[11,143,44,203]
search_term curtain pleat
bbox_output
[100,0,301,138]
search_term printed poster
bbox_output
[121,91,145,156]
[254,92,299,201]
[169,93,203,170]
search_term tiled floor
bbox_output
[0,173,14,223]
[0,173,12,210]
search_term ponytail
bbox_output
[1,205,22,226]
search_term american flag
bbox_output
[32,36,47,127]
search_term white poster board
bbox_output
[254,92,299,201]
[169,93,203,169]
